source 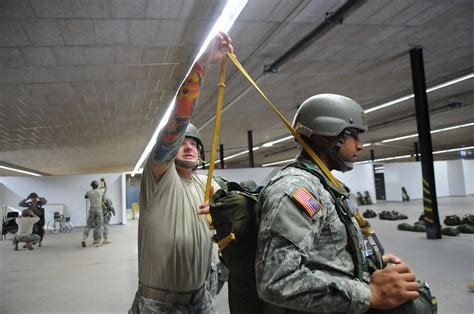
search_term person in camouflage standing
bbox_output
[256,94,429,313]
[101,195,115,244]
[82,180,104,248]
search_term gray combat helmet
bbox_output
[292,94,368,172]
[90,180,99,189]
[292,94,368,137]
[184,123,205,162]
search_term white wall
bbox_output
[383,160,473,201]
[384,162,422,201]
[434,161,450,197]
[0,173,124,227]
[333,163,377,204]
[462,160,474,195]
[446,160,466,196]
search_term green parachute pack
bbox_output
[209,181,264,314]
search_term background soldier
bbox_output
[256,94,433,313]
[13,209,41,251]
[19,192,47,247]
[82,180,104,248]
[102,195,115,244]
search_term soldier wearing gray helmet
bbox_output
[256,94,435,313]
[129,32,233,313]
[82,180,104,247]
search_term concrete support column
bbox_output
[410,47,441,239]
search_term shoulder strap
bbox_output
[288,161,366,281]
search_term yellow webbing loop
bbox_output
[217,232,236,253]
[203,56,228,229]
[225,52,372,231]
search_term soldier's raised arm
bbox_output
[151,32,233,182]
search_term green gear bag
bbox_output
[209,182,264,314]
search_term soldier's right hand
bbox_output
[368,261,419,309]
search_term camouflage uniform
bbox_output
[83,189,104,241]
[129,284,214,314]
[256,157,371,313]
[102,196,115,240]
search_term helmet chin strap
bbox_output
[327,149,353,172]
[329,130,353,172]
[175,159,196,169]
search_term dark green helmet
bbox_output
[292,94,368,137]
[292,94,368,172]
[185,123,205,160]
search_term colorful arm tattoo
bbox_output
[153,63,205,164]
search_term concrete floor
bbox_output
[1,196,473,313]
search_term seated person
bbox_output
[13,209,41,251]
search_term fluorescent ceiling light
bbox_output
[207,146,261,166]
[131,0,248,177]
[381,122,474,144]
[355,145,474,164]
[365,73,474,114]
[262,135,293,147]
[0,165,42,177]
[426,73,474,93]
[262,158,295,167]
[433,146,474,155]
[356,154,413,164]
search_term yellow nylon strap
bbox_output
[203,57,228,228]
[226,52,343,190]
[226,52,374,234]
[217,232,236,253]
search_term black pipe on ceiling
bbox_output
[263,0,365,74]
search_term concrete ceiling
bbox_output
[1,0,473,176]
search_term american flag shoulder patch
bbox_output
[291,187,321,217]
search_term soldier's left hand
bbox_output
[198,186,215,215]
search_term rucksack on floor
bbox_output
[209,182,263,314]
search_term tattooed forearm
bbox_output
[153,63,205,164]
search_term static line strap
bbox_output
[204,57,228,229]
[226,52,343,191]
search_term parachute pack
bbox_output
[209,181,264,314]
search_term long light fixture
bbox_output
[0,165,42,177]
[364,72,474,114]
[131,0,248,177]
[381,122,474,144]
[262,135,293,147]
[355,145,474,164]
[262,158,294,167]
[206,146,260,167]
[224,121,473,167]
[433,146,474,155]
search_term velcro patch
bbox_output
[291,187,321,217]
